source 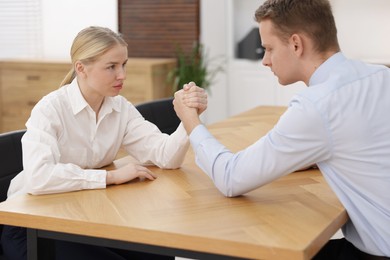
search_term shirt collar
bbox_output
[309,52,346,86]
[67,78,121,115]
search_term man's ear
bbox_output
[290,33,303,57]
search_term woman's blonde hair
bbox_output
[60,26,128,87]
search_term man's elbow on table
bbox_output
[215,182,243,198]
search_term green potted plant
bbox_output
[168,42,224,94]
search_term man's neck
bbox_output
[303,50,338,85]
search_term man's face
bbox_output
[259,20,301,86]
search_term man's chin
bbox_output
[278,78,297,86]
[277,80,288,86]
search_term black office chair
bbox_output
[135,97,181,135]
[0,129,26,257]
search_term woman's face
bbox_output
[79,44,128,100]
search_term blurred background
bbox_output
[0,0,389,126]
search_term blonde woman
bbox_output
[2,26,207,260]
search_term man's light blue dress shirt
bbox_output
[190,53,390,256]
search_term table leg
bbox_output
[26,228,38,260]
[26,228,56,260]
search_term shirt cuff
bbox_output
[189,124,213,149]
[83,169,107,189]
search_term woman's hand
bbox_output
[106,162,157,185]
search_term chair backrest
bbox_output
[0,129,25,202]
[0,129,25,256]
[135,97,180,135]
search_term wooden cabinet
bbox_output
[0,61,69,133]
[123,58,176,104]
[0,58,176,133]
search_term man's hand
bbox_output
[106,162,157,185]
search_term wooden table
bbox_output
[0,106,348,260]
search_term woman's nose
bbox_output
[117,67,126,80]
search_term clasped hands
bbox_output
[106,82,207,186]
[173,81,208,116]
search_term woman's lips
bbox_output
[114,83,123,89]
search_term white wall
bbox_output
[331,0,390,64]
[20,0,390,64]
[41,0,117,60]
[199,0,229,124]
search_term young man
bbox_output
[173,0,390,259]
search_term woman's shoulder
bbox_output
[41,85,66,100]
[31,86,68,114]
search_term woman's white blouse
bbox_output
[8,79,189,198]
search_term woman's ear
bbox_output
[75,61,86,77]
[289,33,304,57]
